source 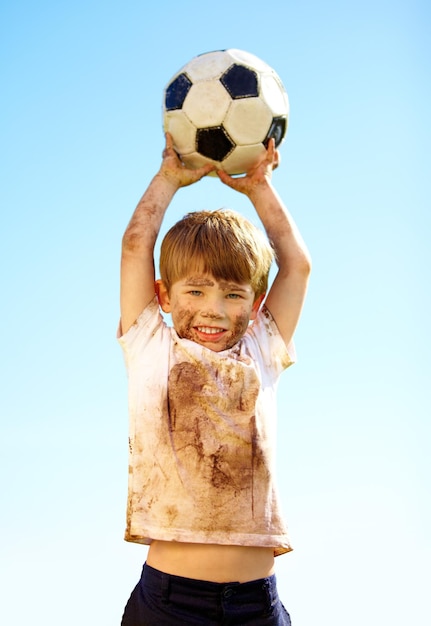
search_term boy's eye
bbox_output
[189,290,202,296]
[226,293,241,299]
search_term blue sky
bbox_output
[1,1,430,624]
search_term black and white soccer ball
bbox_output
[162,49,289,175]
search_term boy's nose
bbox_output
[200,299,225,319]
[201,309,224,319]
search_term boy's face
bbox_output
[156,273,264,352]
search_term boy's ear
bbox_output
[250,293,265,320]
[155,279,171,313]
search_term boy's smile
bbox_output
[157,274,263,352]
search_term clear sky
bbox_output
[1,1,429,624]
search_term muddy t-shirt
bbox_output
[118,297,295,556]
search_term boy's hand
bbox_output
[216,138,279,197]
[158,133,215,188]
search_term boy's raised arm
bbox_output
[217,140,311,348]
[120,135,214,335]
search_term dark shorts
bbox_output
[121,562,291,625]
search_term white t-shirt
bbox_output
[118,297,295,556]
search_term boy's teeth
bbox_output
[197,327,222,334]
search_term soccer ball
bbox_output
[162,49,289,175]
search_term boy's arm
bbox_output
[120,134,214,335]
[217,140,311,347]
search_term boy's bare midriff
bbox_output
[147,540,275,583]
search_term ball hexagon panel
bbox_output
[227,49,272,74]
[183,50,233,82]
[260,73,290,117]
[222,144,267,175]
[224,98,273,144]
[164,109,196,155]
[182,81,231,127]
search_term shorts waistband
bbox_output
[143,562,277,596]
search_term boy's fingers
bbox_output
[263,139,280,171]
[163,132,175,157]
[217,169,243,192]
[216,169,233,186]
[195,163,215,179]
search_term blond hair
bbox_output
[159,209,273,299]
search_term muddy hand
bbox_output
[216,138,280,196]
[160,133,215,187]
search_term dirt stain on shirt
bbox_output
[167,356,265,523]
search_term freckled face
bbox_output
[162,275,262,352]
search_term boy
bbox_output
[118,133,311,625]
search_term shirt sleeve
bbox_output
[246,305,296,380]
[117,297,164,369]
